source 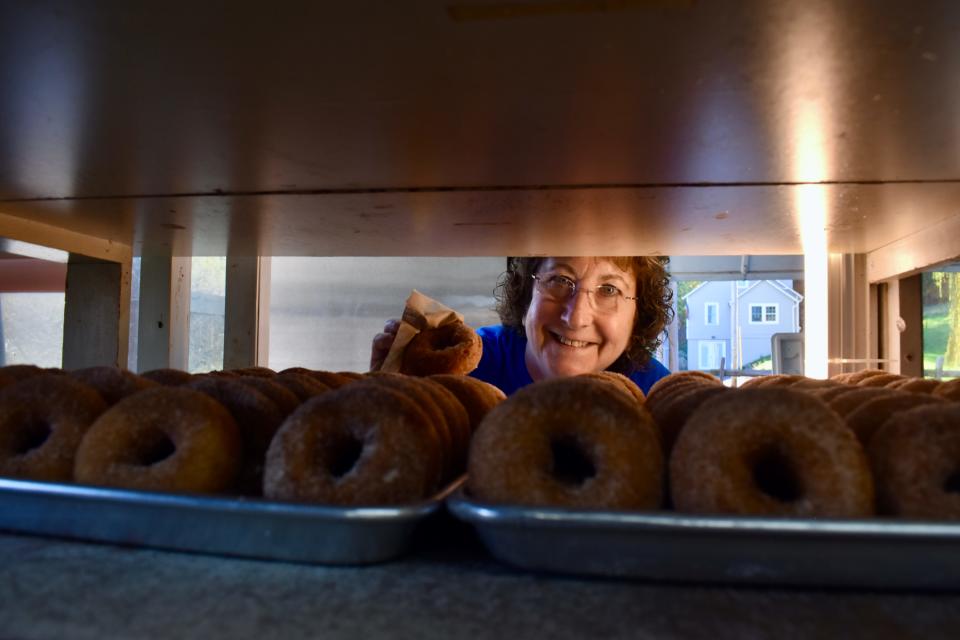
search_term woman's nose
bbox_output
[561,288,594,327]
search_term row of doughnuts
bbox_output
[0,363,505,505]
[467,369,960,520]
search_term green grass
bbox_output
[923,302,951,372]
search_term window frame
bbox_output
[704,301,720,326]
[748,302,779,324]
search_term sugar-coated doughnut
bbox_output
[360,373,453,483]
[140,368,194,386]
[827,386,902,419]
[74,387,242,493]
[644,371,721,417]
[186,377,285,495]
[886,377,942,394]
[237,375,301,418]
[933,378,960,402]
[843,392,946,444]
[70,366,157,405]
[580,371,646,405]
[649,384,729,455]
[868,403,960,519]
[468,377,663,509]
[400,321,482,376]
[843,369,889,384]
[671,388,874,517]
[0,375,107,481]
[263,384,443,505]
[273,371,331,401]
[857,373,905,387]
[429,374,506,433]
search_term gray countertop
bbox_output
[3,519,960,640]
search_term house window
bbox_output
[704,302,719,325]
[749,303,779,324]
[698,340,726,369]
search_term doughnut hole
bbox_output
[320,432,365,479]
[138,432,176,466]
[750,446,802,504]
[12,420,52,454]
[550,436,596,486]
[945,470,960,495]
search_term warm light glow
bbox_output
[797,184,829,378]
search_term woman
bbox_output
[371,256,673,395]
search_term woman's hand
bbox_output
[369,318,401,371]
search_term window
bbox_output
[698,340,726,369]
[704,302,719,325]
[268,257,502,372]
[749,303,779,324]
[922,267,959,379]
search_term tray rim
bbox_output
[446,486,960,539]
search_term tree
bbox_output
[945,272,960,369]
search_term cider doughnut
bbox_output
[237,375,301,418]
[933,378,960,402]
[580,371,646,405]
[671,388,874,517]
[0,375,107,481]
[649,384,729,455]
[74,387,242,493]
[868,403,960,519]
[186,377,285,495]
[429,374,506,433]
[827,386,901,419]
[857,373,905,387]
[644,371,721,416]
[70,366,157,405]
[843,392,946,444]
[273,371,331,401]
[400,321,482,376]
[263,384,443,505]
[360,373,453,483]
[886,377,941,394]
[231,366,277,378]
[140,368,194,386]
[843,369,889,384]
[0,364,48,390]
[468,377,663,509]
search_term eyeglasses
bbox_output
[531,274,637,313]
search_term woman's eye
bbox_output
[597,284,621,298]
[546,275,576,290]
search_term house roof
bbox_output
[681,279,803,303]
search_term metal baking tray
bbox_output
[447,488,960,589]
[0,476,462,565]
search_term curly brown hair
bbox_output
[494,257,674,373]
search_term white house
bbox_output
[683,280,803,371]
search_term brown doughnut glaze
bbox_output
[868,403,960,519]
[0,375,107,481]
[263,384,443,505]
[843,392,946,444]
[70,366,157,405]
[140,368,194,386]
[429,374,506,433]
[186,377,285,495]
[468,377,663,509]
[933,378,960,402]
[671,388,874,517]
[74,387,242,493]
[400,321,482,376]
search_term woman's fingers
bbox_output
[369,319,401,371]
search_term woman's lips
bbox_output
[549,331,594,348]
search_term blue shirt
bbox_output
[469,325,670,396]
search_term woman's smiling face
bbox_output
[523,257,637,381]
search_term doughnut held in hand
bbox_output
[400,321,482,376]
